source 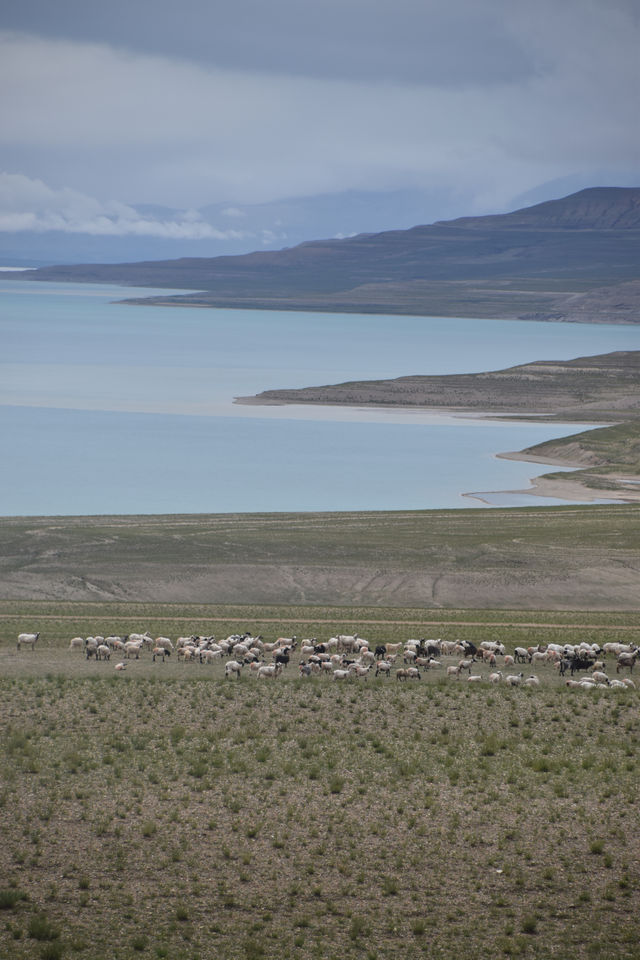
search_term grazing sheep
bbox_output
[69,637,84,651]
[154,637,174,652]
[349,663,371,679]
[457,659,473,675]
[152,646,171,662]
[332,668,351,680]
[17,632,40,651]
[617,652,638,673]
[225,660,243,679]
[96,644,111,661]
[506,673,524,686]
[503,655,515,667]
[200,649,222,664]
[489,672,503,683]
[257,663,282,679]
[375,660,392,678]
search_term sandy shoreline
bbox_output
[466,450,640,504]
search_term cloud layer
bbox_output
[0,173,248,239]
[0,0,638,229]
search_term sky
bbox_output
[1,0,639,250]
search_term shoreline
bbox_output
[238,395,640,504]
[468,450,640,505]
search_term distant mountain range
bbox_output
[11,187,640,323]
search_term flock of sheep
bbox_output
[16,629,640,691]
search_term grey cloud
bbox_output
[0,0,638,219]
[0,0,537,86]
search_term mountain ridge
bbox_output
[10,187,640,322]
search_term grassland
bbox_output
[2,505,640,609]
[1,609,639,960]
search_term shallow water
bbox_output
[3,279,640,515]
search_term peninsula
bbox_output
[237,350,640,503]
[11,187,640,324]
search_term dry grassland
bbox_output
[1,613,639,960]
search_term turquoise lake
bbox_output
[3,279,640,515]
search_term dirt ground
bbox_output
[1,506,639,609]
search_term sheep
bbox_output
[467,675,483,683]
[257,663,281,679]
[154,637,174,652]
[457,659,473,675]
[489,671,503,683]
[96,644,111,661]
[225,660,243,679]
[17,632,40,651]
[446,665,459,678]
[299,662,312,677]
[591,671,610,686]
[337,634,358,653]
[85,637,99,659]
[349,663,371,679]
[375,660,392,678]
[332,668,351,680]
[523,675,540,687]
[617,652,638,673]
[105,635,127,649]
[479,649,497,665]
[152,646,171,662]
[503,655,515,667]
[514,647,531,664]
[199,649,222,664]
[114,661,127,671]
[506,673,524,686]
[69,637,84,651]
[530,651,549,665]
[123,640,143,659]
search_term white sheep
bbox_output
[17,632,40,651]
[225,660,243,679]
[506,673,524,686]
[257,663,281,679]
[375,660,392,678]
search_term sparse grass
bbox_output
[0,607,638,958]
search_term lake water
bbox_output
[3,279,640,515]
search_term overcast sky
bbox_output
[1,0,639,241]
